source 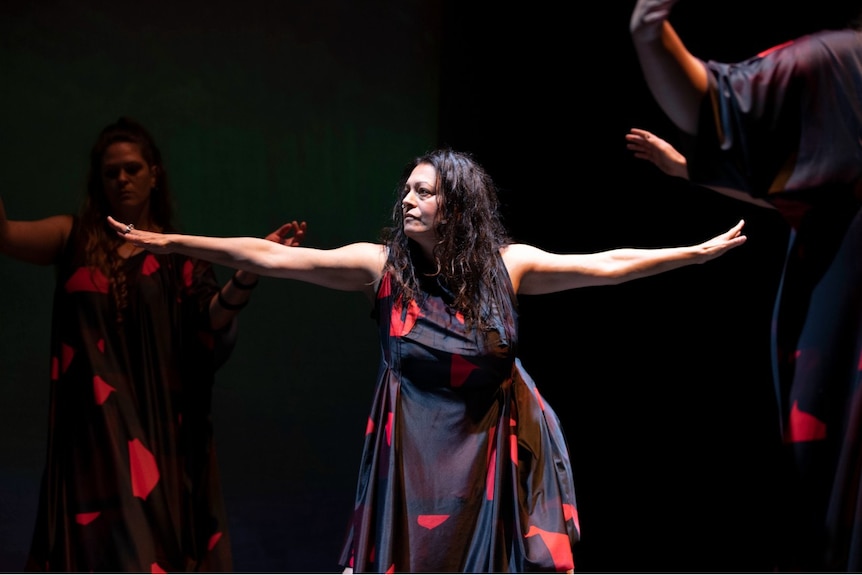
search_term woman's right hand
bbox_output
[107,215,174,253]
[625,128,690,179]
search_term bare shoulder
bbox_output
[336,241,388,278]
[500,243,550,267]
[338,242,387,267]
[500,243,547,293]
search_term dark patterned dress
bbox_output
[338,260,579,573]
[682,28,862,571]
[25,217,235,572]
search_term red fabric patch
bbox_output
[75,511,100,526]
[525,525,574,572]
[93,376,116,405]
[183,260,194,288]
[61,343,75,374]
[784,400,827,442]
[65,267,109,294]
[390,295,421,336]
[128,439,160,500]
[142,254,160,276]
[385,411,393,446]
[97,338,105,353]
[417,515,449,529]
[378,274,392,298]
[486,444,497,501]
[151,563,167,574]
[757,39,795,58]
[563,504,580,534]
[450,354,475,388]
[208,531,223,551]
[365,417,375,436]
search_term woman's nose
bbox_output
[402,191,416,209]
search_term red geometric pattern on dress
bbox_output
[208,531,223,551]
[524,525,575,572]
[64,267,109,293]
[75,511,100,526]
[182,259,194,288]
[450,354,475,388]
[385,563,395,574]
[385,411,393,446]
[454,310,465,324]
[378,273,392,298]
[784,400,827,443]
[563,504,580,535]
[486,426,497,500]
[128,438,160,500]
[365,417,375,436]
[93,375,116,405]
[61,342,75,374]
[142,254,160,276]
[97,338,105,353]
[757,39,795,58]
[533,387,546,412]
[390,295,421,336]
[151,562,167,574]
[418,514,449,529]
[51,356,59,381]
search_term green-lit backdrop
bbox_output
[0,1,440,571]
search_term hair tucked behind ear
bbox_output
[381,148,514,335]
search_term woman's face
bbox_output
[101,142,158,215]
[401,162,441,245]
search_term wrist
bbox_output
[231,272,259,290]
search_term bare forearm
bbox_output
[160,234,285,275]
[633,21,709,134]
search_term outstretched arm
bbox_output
[0,195,73,265]
[625,128,690,179]
[208,220,308,330]
[506,219,746,295]
[107,216,385,295]
[625,128,777,209]
[630,0,709,134]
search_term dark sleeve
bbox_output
[681,30,862,200]
[181,256,238,373]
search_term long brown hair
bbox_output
[381,148,515,335]
[78,117,175,322]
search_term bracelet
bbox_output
[217,290,249,310]
[230,273,259,290]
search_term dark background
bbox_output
[0,0,849,571]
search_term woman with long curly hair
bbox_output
[0,117,305,572]
[109,147,746,572]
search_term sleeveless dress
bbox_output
[338,260,579,572]
[25,217,236,572]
